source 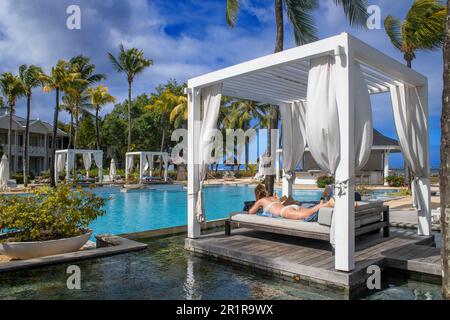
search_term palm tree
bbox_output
[108,44,153,152]
[441,0,450,301]
[385,0,446,68]
[40,60,86,187]
[69,55,106,149]
[87,85,116,150]
[227,100,269,170]
[226,0,368,193]
[0,72,25,172]
[18,65,44,187]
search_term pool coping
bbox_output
[0,236,147,273]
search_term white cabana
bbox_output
[125,151,169,183]
[0,155,9,190]
[54,149,104,184]
[186,33,431,272]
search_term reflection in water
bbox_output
[184,255,198,300]
[0,234,442,300]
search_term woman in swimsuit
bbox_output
[249,184,334,220]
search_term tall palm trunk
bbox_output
[7,104,13,172]
[441,0,450,300]
[50,88,60,188]
[74,105,79,149]
[68,112,73,149]
[265,0,283,195]
[95,106,100,150]
[23,94,31,187]
[127,80,132,152]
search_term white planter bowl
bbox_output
[0,231,92,260]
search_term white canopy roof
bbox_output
[188,33,427,104]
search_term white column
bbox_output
[282,176,293,197]
[125,155,129,183]
[139,153,144,184]
[66,151,70,181]
[187,87,201,239]
[384,150,390,186]
[417,83,432,236]
[334,34,356,272]
[275,150,281,183]
[54,152,58,185]
[164,155,168,182]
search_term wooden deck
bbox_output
[185,228,436,296]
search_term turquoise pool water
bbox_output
[89,185,323,237]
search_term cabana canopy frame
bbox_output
[125,151,169,183]
[186,33,431,272]
[55,149,103,184]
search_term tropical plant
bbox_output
[40,60,86,187]
[316,175,335,188]
[18,64,44,187]
[108,44,153,152]
[0,72,25,172]
[384,0,446,68]
[226,0,369,192]
[386,175,406,187]
[87,85,116,150]
[441,0,450,300]
[69,55,106,149]
[0,184,106,242]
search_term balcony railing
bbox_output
[1,144,48,156]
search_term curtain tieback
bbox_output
[333,177,354,197]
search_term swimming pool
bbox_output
[89,185,323,237]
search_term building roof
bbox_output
[0,113,67,136]
[373,129,398,147]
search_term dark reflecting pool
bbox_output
[0,234,442,300]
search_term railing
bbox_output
[0,144,47,156]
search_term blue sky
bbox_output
[0,0,443,168]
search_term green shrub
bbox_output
[0,184,106,242]
[386,175,406,187]
[316,175,334,188]
[11,172,35,184]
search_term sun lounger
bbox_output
[225,201,389,245]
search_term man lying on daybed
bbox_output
[249,184,335,221]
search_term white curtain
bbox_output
[82,153,92,177]
[109,159,117,179]
[127,155,134,171]
[389,83,429,211]
[56,153,67,175]
[195,83,223,223]
[143,156,149,173]
[0,155,10,189]
[93,152,103,169]
[279,101,307,181]
[353,63,373,171]
[306,56,373,174]
[93,152,103,182]
[306,56,340,174]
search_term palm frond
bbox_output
[333,0,369,27]
[226,0,239,28]
[384,15,404,51]
[284,0,319,45]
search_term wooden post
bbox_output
[187,87,201,239]
[282,175,293,197]
[334,34,356,272]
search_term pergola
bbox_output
[125,151,169,183]
[186,33,431,272]
[55,149,103,184]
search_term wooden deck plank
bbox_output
[185,228,438,291]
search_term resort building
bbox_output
[0,112,68,175]
[296,129,401,185]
